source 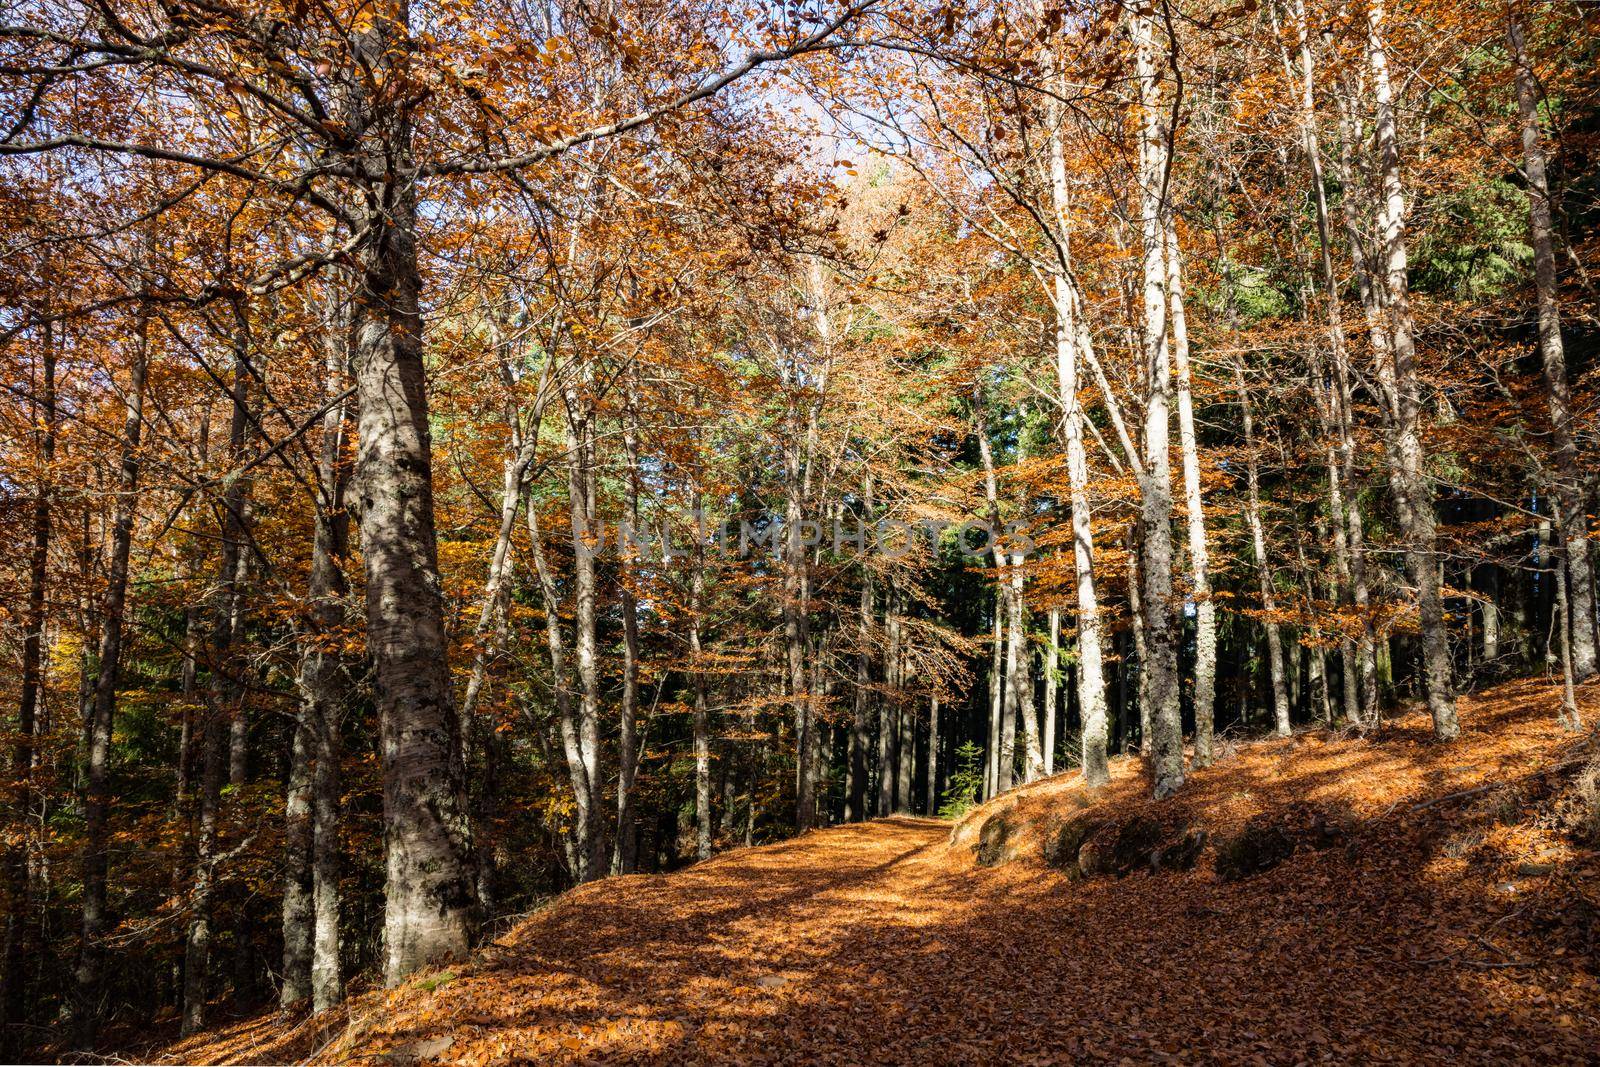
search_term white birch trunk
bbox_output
[1364,0,1458,736]
[1045,78,1112,787]
[1133,9,1185,796]
[1165,224,1216,766]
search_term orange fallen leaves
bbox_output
[164,677,1598,1065]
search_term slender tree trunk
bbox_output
[561,382,607,880]
[876,578,897,815]
[7,317,54,1051]
[896,698,914,813]
[185,309,257,1036]
[461,312,551,735]
[1278,0,1378,728]
[1044,608,1060,775]
[287,301,351,1012]
[986,601,1003,797]
[692,560,713,861]
[282,701,313,1010]
[1510,15,1597,679]
[1553,519,1583,730]
[1235,361,1292,736]
[310,656,344,1014]
[1009,548,1042,783]
[1327,108,1388,725]
[1364,0,1458,737]
[614,385,643,874]
[181,678,226,1036]
[1165,224,1216,767]
[526,507,596,883]
[73,310,149,1046]
[889,588,914,811]
[784,477,813,828]
[1126,522,1151,744]
[785,261,834,830]
[848,478,875,821]
[975,398,1016,793]
[1482,582,1500,663]
[810,588,830,822]
[875,686,896,816]
[780,397,813,829]
[174,411,211,816]
[1046,268,1110,785]
[15,315,53,797]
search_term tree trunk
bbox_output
[7,316,54,1051]
[73,309,148,1047]
[354,186,477,984]
[1510,15,1598,680]
[615,384,643,874]
[876,582,897,815]
[1482,590,1500,664]
[1278,0,1379,728]
[561,381,607,881]
[526,506,597,885]
[1046,266,1110,786]
[1133,7,1185,797]
[986,601,1003,798]
[1364,0,1458,737]
[974,390,1018,793]
[897,698,914,814]
[784,499,813,829]
[692,562,714,861]
[1008,548,1041,783]
[848,478,874,821]
[1127,523,1151,748]
[181,678,225,1037]
[875,696,895,816]
[1044,608,1060,775]
[781,417,814,829]
[847,600,872,822]
[1165,224,1216,767]
[1235,360,1292,736]
[889,587,914,811]
[282,702,313,1009]
[185,308,256,1036]
[1553,512,1583,731]
[287,303,352,1012]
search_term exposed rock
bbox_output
[1079,816,1165,878]
[1042,818,1105,875]
[1151,830,1208,873]
[1214,821,1295,882]
[974,814,1016,867]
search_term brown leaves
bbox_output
[164,677,1600,1066]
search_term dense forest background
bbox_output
[1,0,1597,1055]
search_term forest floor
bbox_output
[158,676,1600,1065]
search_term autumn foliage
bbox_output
[1,0,1598,1060]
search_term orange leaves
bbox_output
[167,677,1600,1065]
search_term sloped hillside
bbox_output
[159,678,1599,1065]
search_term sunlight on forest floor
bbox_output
[162,677,1599,1065]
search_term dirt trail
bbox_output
[166,679,1599,1065]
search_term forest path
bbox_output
[168,679,1599,1065]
